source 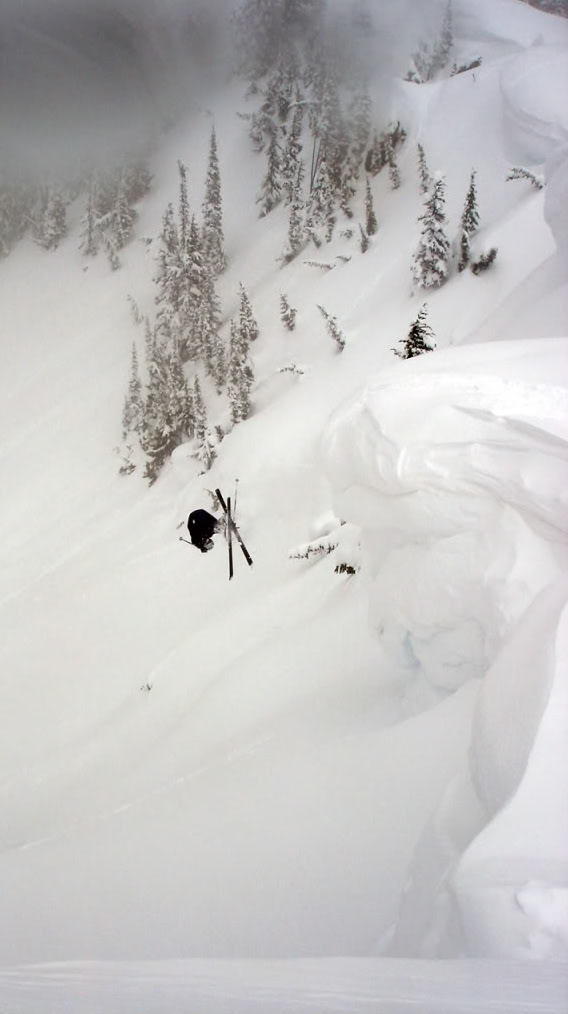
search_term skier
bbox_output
[187,508,220,553]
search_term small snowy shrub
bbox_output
[471,247,497,274]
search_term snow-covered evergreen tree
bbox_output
[307,154,336,242]
[238,283,260,343]
[154,203,180,337]
[280,293,297,330]
[393,303,436,358]
[177,160,190,255]
[34,187,67,250]
[283,160,306,261]
[202,126,227,275]
[79,182,99,257]
[412,174,450,289]
[256,127,282,216]
[281,101,304,203]
[365,177,378,235]
[417,143,432,195]
[385,134,401,190]
[142,338,193,483]
[110,177,137,249]
[122,343,143,438]
[457,169,480,272]
[227,317,254,425]
[471,247,497,274]
[359,224,369,253]
[506,166,544,190]
[178,215,206,361]
[317,304,345,351]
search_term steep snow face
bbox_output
[323,338,568,956]
[454,577,568,959]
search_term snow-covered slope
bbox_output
[0,0,567,1009]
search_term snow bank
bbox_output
[323,338,568,690]
[323,338,568,957]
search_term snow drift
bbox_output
[323,336,568,957]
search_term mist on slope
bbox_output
[0,0,437,180]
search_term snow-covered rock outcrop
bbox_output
[323,337,568,957]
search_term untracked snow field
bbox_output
[1,0,567,1010]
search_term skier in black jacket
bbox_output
[187,508,220,553]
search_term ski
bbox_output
[214,488,253,568]
[227,495,234,581]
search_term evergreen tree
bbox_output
[471,247,497,274]
[281,100,304,203]
[307,154,336,242]
[393,303,436,359]
[154,203,181,337]
[280,293,297,330]
[102,230,121,271]
[238,283,260,343]
[256,127,282,216]
[110,177,137,249]
[385,134,401,190]
[202,126,227,275]
[34,187,67,250]
[412,174,450,289]
[177,160,190,254]
[457,169,480,272]
[178,215,206,361]
[317,304,345,351]
[122,343,143,438]
[320,71,347,191]
[142,338,193,483]
[79,182,99,256]
[506,166,544,190]
[359,224,369,253]
[365,177,378,235]
[417,143,432,195]
[284,160,306,261]
[228,317,254,424]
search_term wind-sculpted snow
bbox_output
[324,338,568,957]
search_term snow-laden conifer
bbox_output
[284,160,306,261]
[307,154,336,242]
[177,160,190,254]
[457,169,480,272]
[227,317,254,424]
[34,187,67,250]
[79,182,99,257]
[280,293,297,330]
[317,304,345,352]
[393,303,436,359]
[412,174,450,289]
[506,166,544,190]
[202,126,227,275]
[385,134,401,190]
[417,143,432,195]
[471,247,497,274]
[110,177,136,250]
[178,216,206,361]
[238,283,260,343]
[365,177,378,235]
[281,102,304,203]
[256,127,282,216]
